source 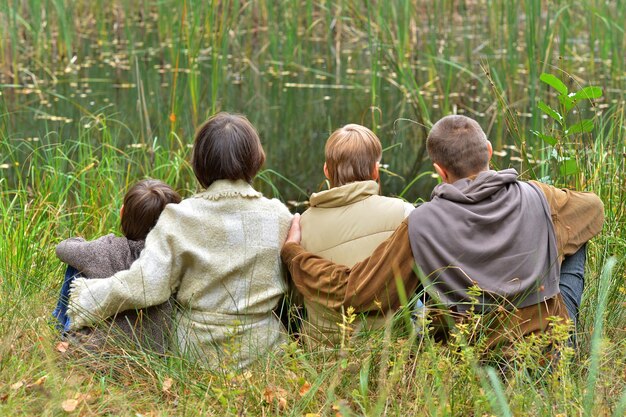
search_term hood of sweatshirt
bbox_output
[407,169,559,312]
[431,169,519,203]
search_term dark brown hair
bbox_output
[121,179,182,241]
[426,115,490,179]
[325,124,382,187]
[191,112,266,188]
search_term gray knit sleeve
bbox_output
[55,234,118,277]
[67,212,180,329]
[55,237,88,268]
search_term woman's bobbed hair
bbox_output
[191,112,266,188]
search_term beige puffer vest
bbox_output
[299,180,413,347]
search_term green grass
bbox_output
[1,0,625,415]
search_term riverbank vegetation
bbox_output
[1,1,625,415]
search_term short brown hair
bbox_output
[121,179,182,241]
[427,115,490,179]
[192,112,266,188]
[325,124,382,187]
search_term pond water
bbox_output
[1,1,624,202]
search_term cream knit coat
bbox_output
[68,180,293,368]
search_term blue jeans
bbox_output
[559,243,587,328]
[52,265,81,332]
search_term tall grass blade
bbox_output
[583,256,618,417]
[482,367,513,417]
[613,387,626,417]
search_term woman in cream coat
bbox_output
[68,113,292,368]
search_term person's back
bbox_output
[161,180,292,366]
[409,116,559,314]
[54,179,182,352]
[299,124,413,346]
[408,169,559,312]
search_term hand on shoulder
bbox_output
[285,213,301,245]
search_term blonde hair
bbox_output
[324,124,382,187]
[427,115,490,179]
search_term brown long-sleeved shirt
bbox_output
[281,181,604,337]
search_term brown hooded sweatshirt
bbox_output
[408,169,558,312]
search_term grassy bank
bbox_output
[1,104,624,416]
[1,1,625,415]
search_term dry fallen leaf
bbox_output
[263,385,288,409]
[262,386,274,403]
[262,386,275,402]
[27,375,47,388]
[61,398,79,412]
[278,397,287,410]
[162,378,174,393]
[299,381,312,397]
[10,381,24,390]
[56,341,70,353]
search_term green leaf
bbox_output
[540,73,569,96]
[538,101,563,124]
[571,86,603,101]
[559,158,579,176]
[531,130,558,146]
[558,95,575,112]
[566,119,594,135]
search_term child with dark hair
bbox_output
[53,179,182,352]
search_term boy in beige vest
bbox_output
[299,124,414,347]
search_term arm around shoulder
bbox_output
[66,210,182,329]
[55,237,87,266]
[55,235,117,275]
[281,219,418,313]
